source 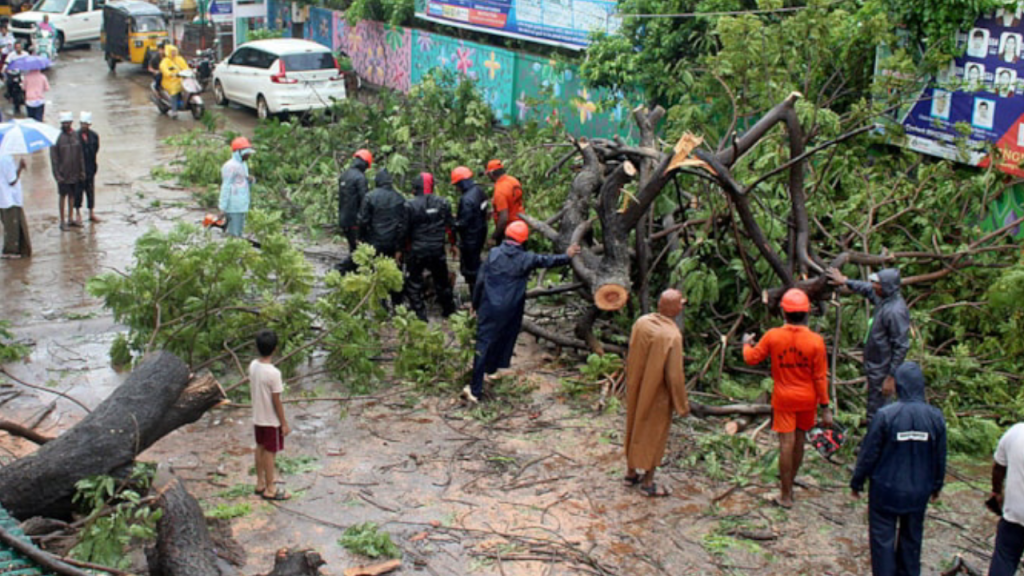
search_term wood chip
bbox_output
[343,559,402,576]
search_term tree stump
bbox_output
[261,549,326,576]
[146,465,224,576]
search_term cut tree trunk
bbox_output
[261,549,326,576]
[689,402,772,418]
[146,465,227,576]
[0,352,225,520]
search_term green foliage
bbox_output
[682,433,776,484]
[276,454,322,475]
[204,502,252,519]
[0,320,30,363]
[561,353,623,400]
[338,522,401,559]
[862,0,1004,65]
[214,483,256,499]
[247,28,284,41]
[70,464,162,569]
[393,308,475,391]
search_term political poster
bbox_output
[878,5,1024,176]
[413,0,619,50]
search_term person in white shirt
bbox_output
[0,153,29,258]
[249,329,291,501]
[989,423,1024,575]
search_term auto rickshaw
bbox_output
[101,0,167,70]
[0,0,32,18]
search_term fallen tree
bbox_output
[0,352,225,520]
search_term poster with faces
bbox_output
[1000,32,1022,63]
[998,3,1024,27]
[973,98,996,129]
[996,67,1018,96]
[968,28,991,58]
[931,89,951,120]
[965,62,986,88]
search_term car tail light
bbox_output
[329,56,344,81]
[270,59,297,84]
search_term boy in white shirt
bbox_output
[250,330,290,500]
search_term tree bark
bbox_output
[0,418,53,444]
[146,466,225,576]
[689,402,772,417]
[261,549,326,576]
[0,353,225,520]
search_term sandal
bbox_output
[261,490,291,501]
[254,487,266,495]
[623,475,641,487]
[639,483,671,498]
[770,496,793,509]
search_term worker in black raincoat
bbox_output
[404,172,456,321]
[358,168,407,258]
[452,166,488,292]
[850,361,946,576]
[463,221,580,403]
[827,267,910,424]
[338,149,373,253]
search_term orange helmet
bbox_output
[451,166,473,185]
[230,137,252,152]
[485,159,504,173]
[353,149,373,167]
[780,288,810,313]
[505,220,529,243]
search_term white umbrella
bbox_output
[0,119,62,155]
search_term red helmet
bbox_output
[353,149,373,167]
[780,288,810,313]
[230,137,252,152]
[505,220,529,243]
[451,166,473,185]
[485,159,504,173]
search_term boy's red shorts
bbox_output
[254,426,284,453]
[771,408,815,434]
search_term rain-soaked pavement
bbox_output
[0,44,1004,576]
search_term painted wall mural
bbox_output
[266,0,292,37]
[339,20,412,93]
[409,31,515,125]
[307,6,334,49]
[981,182,1024,240]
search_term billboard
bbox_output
[413,0,620,50]
[879,7,1024,176]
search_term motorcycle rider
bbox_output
[158,44,190,116]
[404,172,456,321]
[453,166,488,293]
[3,41,26,113]
[147,39,169,91]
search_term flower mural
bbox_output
[455,43,475,77]
[341,20,412,92]
[574,88,597,124]
[516,91,530,122]
[484,51,501,80]
[416,32,434,53]
[385,26,405,51]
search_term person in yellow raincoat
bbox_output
[158,44,189,115]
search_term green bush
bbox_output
[338,522,401,559]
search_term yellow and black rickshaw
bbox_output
[0,0,32,18]
[101,0,168,70]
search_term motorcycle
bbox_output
[189,47,216,93]
[4,69,23,115]
[150,69,205,120]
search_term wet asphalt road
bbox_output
[0,42,257,408]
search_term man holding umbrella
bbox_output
[50,111,86,230]
[0,115,61,250]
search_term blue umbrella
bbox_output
[0,119,61,155]
[6,56,51,72]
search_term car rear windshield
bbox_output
[282,51,335,71]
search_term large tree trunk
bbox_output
[0,352,225,520]
[146,466,230,576]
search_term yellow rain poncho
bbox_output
[159,45,190,96]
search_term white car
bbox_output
[212,38,347,120]
[12,0,105,52]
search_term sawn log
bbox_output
[0,352,225,520]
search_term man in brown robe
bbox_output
[623,289,689,497]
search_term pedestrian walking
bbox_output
[988,421,1024,576]
[404,171,456,321]
[623,288,690,497]
[850,361,946,576]
[453,166,487,291]
[358,168,406,258]
[464,221,580,403]
[219,137,254,237]
[23,69,48,121]
[827,267,910,425]
[0,153,29,258]
[250,329,291,501]
[484,158,523,243]
[338,149,371,253]
[743,288,833,508]
[75,111,100,224]
[50,111,85,231]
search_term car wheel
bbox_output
[54,32,64,53]
[256,95,270,120]
[213,80,227,105]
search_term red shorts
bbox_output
[772,408,815,434]
[254,426,284,453]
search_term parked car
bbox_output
[12,0,105,52]
[212,38,347,120]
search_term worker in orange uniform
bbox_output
[742,288,833,509]
[485,159,523,244]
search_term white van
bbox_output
[12,0,105,52]
[212,38,348,119]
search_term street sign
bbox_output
[210,0,233,22]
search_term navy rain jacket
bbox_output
[358,169,407,254]
[406,173,454,259]
[455,178,488,250]
[338,156,369,230]
[850,362,947,514]
[472,241,571,372]
[846,268,911,384]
